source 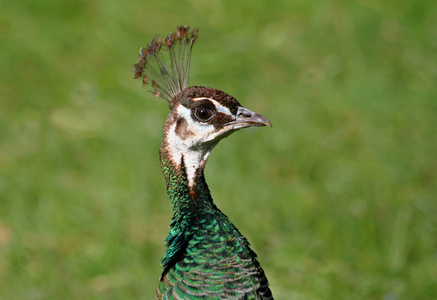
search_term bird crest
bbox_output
[133,26,199,109]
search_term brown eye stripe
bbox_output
[211,112,234,130]
[186,99,234,130]
[174,86,241,115]
[187,98,234,130]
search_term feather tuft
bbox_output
[133,26,199,109]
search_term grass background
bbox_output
[1,0,436,299]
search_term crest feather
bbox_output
[133,26,199,109]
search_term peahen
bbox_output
[133,26,273,299]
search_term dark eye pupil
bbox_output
[196,107,214,121]
[199,108,209,118]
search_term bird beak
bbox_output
[227,107,272,129]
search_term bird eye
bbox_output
[194,106,215,122]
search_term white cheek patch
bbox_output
[177,104,208,128]
[176,104,213,133]
[166,104,218,187]
[166,121,201,187]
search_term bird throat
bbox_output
[159,136,213,209]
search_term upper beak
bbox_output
[227,106,272,129]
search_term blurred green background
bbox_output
[1,0,436,299]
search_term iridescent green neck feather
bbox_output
[159,142,215,277]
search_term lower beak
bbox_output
[228,106,272,129]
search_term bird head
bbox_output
[168,86,271,147]
[134,26,271,183]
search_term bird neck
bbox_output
[159,134,216,274]
[159,142,213,213]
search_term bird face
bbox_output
[162,87,271,180]
[168,87,271,149]
[174,99,271,145]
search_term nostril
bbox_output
[237,108,254,118]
